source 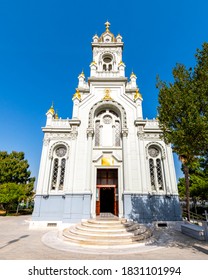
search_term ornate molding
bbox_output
[137,131,144,140]
[88,99,127,129]
[145,142,166,159]
[49,141,70,159]
[143,133,162,140]
[43,138,50,146]
[121,128,128,137]
[44,132,70,140]
[86,128,94,138]
[71,131,78,140]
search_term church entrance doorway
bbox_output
[96,169,118,216]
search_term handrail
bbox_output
[182,209,206,222]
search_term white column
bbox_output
[122,129,130,191]
[136,133,145,193]
[72,99,79,118]
[68,129,78,192]
[63,152,71,192]
[135,122,147,193]
[161,157,170,194]
[36,137,50,194]
[135,98,143,119]
[166,145,178,194]
[85,128,94,191]
[118,166,124,218]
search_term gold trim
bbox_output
[90,61,97,66]
[134,88,142,101]
[103,88,113,101]
[79,70,85,77]
[130,71,136,78]
[55,111,59,120]
[47,103,55,115]
[72,89,81,101]
[101,157,114,166]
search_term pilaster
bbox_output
[121,128,130,191]
[85,128,94,191]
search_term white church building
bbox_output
[31,22,181,227]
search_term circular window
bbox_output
[103,56,112,63]
[55,146,67,157]
[148,147,159,158]
[103,115,112,124]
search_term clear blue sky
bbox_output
[0,0,208,184]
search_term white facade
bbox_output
[32,22,181,226]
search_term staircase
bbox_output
[62,215,152,247]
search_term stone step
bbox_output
[62,217,152,247]
[68,226,135,237]
[88,217,127,223]
[80,219,130,229]
[80,220,142,231]
[63,230,146,245]
[62,233,152,246]
[75,224,130,233]
[80,222,126,230]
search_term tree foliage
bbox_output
[178,156,208,201]
[0,151,35,213]
[157,42,208,220]
[157,43,208,160]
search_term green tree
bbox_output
[157,43,208,221]
[0,151,35,214]
[178,156,208,203]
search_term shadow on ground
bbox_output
[147,227,208,256]
[0,235,29,250]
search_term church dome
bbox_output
[99,21,116,43]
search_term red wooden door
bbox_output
[96,169,118,216]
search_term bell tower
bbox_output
[90,21,125,78]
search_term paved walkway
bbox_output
[0,215,208,260]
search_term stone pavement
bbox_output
[0,215,208,260]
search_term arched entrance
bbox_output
[96,169,118,216]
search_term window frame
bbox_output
[49,145,67,192]
[147,145,165,193]
[94,109,121,147]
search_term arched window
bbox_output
[148,146,164,192]
[50,145,67,191]
[102,54,113,71]
[94,109,121,147]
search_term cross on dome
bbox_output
[105,21,110,31]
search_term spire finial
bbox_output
[105,21,110,31]
[55,110,58,120]
[47,101,55,115]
